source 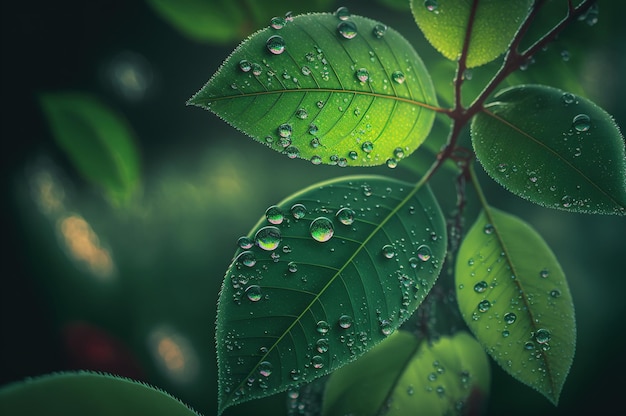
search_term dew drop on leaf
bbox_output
[502,330,510,338]
[239,60,252,72]
[361,141,374,153]
[386,158,398,168]
[504,312,517,324]
[483,224,494,234]
[251,63,262,76]
[310,155,322,165]
[286,145,300,159]
[338,314,353,329]
[393,147,405,159]
[255,226,281,251]
[539,268,550,278]
[288,261,298,273]
[295,108,308,119]
[310,217,334,242]
[237,236,254,249]
[380,320,393,336]
[477,299,491,312]
[258,361,272,377]
[550,289,561,298]
[246,285,262,302]
[562,92,575,105]
[278,123,292,138]
[524,341,535,350]
[265,205,284,224]
[561,195,573,208]
[416,244,432,261]
[290,203,307,219]
[391,70,405,84]
[381,244,396,259]
[372,23,387,38]
[534,328,551,344]
[335,6,351,20]
[424,0,439,12]
[473,281,488,293]
[355,67,370,82]
[236,251,256,267]
[312,355,324,369]
[336,207,355,225]
[316,320,330,335]
[337,21,358,39]
[266,35,286,55]
[316,338,329,353]
[270,16,286,29]
[572,114,591,132]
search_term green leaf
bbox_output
[0,371,200,416]
[455,207,576,405]
[146,0,334,44]
[39,92,141,205]
[410,0,533,68]
[188,12,438,167]
[216,175,447,414]
[471,84,626,215]
[322,330,490,416]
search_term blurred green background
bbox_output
[1,1,625,415]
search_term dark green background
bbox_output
[1,1,625,415]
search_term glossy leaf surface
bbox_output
[456,207,575,404]
[472,84,626,215]
[411,0,533,68]
[39,92,141,205]
[189,13,438,167]
[323,330,490,416]
[0,371,199,416]
[216,175,447,414]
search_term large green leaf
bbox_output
[471,84,626,215]
[0,371,199,416]
[188,12,438,167]
[146,0,334,44]
[322,330,490,416]
[39,92,141,205]
[215,175,447,414]
[455,207,576,405]
[410,0,533,68]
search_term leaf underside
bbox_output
[189,12,438,167]
[215,175,447,414]
[456,207,576,405]
[472,84,626,215]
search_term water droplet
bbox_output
[355,67,369,82]
[436,386,445,397]
[362,185,373,197]
[266,35,285,55]
[483,224,494,234]
[373,24,387,38]
[497,163,508,173]
[407,385,414,395]
[286,145,300,159]
[317,100,325,109]
[316,338,329,353]
[291,203,307,219]
[534,328,551,344]
[237,236,254,249]
[310,155,322,165]
[270,16,286,29]
[416,244,432,261]
[562,92,575,104]
[528,172,538,183]
[312,355,324,369]
[336,207,355,225]
[285,11,293,22]
[380,320,393,336]
[550,289,561,298]
[361,141,374,153]
[409,257,419,269]
[393,147,405,159]
[255,226,281,251]
[316,320,330,335]
[424,0,438,12]
[504,312,517,324]
[308,124,319,135]
[386,158,398,168]
[561,195,572,208]
[540,268,550,278]
[338,315,353,329]
[239,60,252,72]
[335,6,350,20]
[524,341,535,350]
[473,281,488,293]
[288,262,298,273]
[337,21,358,39]
[428,372,437,381]
[310,217,334,242]
[265,205,284,224]
[477,299,491,312]
[236,251,256,267]
[278,123,292,138]
[382,244,396,259]
[560,49,570,62]
[246,285,262,302]
[391,70,405,84]
[289,369,300,381]
[467,258,475,266]
[572,114,591,132]
[295,108,308,119]
[259,361,272,377]
[348,150,358,160]
[502,330,510,338]
[251,63,262,76]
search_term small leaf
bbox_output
[189,13,438,167]
[323,330,490,416]
[410,0,533,68]
[39,92,141,205]
[215,175,447,414]
[471,84,626,215]
[455,207,576,405]
[0,371,200,416]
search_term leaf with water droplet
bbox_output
[471,84,626,215]
[322,330,490,416]
[455,207,575,405]
[188,13,438,167]
[215,175,446,414]
[0,371,200,416]
[38,92,141,206]
[410,0,533,68]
